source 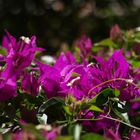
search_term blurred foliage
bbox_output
[0,0,140,54]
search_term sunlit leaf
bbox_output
[94,38,117,48]
[0,47,7,55]
[113,89,120,97]
[63,106,72,116]
[88,105,104,113]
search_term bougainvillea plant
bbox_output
[0,26,140,140]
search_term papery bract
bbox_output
[2,32,44,79]
[0,77,17,101]
[104,128,121,140]
[21,71,39,96]
[110,24,122,41]
[130,129,140,140]
[60,64,91,100]
[36,60,63,98]
[89,49,135,101]
[77,34,92,58]
[54,51,77,71]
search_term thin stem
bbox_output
[56,118,102,124]
[56,120,69,124]
[75,118,102,121]
[88,78,138,96]
[101,115,140,131]
[57,116,140,131]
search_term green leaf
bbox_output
[89,88,110,104]
[71,72,80,77]
[0,47,7,56]
[92,46,101,52]
[38,97,65,114]
[113,89,120,97]
[38,97,66,123]
[89,88,120,106]
[89,88,112,105]
[96,94,109,106]
[88,105,104,113]
[94,38,117,48]
[81,133,107,140]
[112,107,129,123]
[63,106,72,116]
[132,60,140,68]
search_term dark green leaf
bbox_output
[132,61,140,68]
[38,97,65,123]
[38,97,65,114]
[89,88,111,104]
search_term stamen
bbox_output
[67,76,80,87]
[87,62,94,67]
[20,36,30,44]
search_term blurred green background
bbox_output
[0,0,140,54]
